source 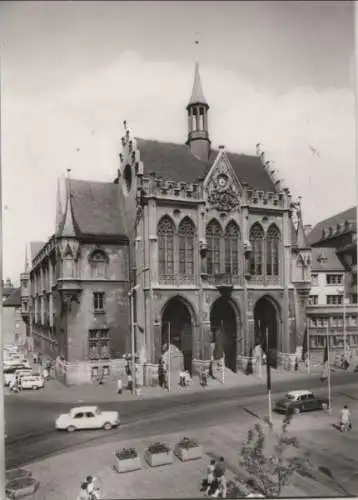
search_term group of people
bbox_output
[200,457,227,498]
[77,476,100,500]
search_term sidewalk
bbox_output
[25,412,341,499]
[8,364,327,405]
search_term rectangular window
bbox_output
[88,329,110,359]
[326,274,343,285]
[93,292,105,313]
[311,273,319,286]
[308,295,318,305]
[326,295,343,305]
[352,294,358,304]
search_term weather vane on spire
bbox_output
[194,32,200,61]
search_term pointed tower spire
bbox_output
[296,197,310,249]
[188,62,208,107]
[186,41,211,161]
[55,176,64,233]
[61,174,76,237]
[24,245,29,273]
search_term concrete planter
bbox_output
[174,443,203,462]
[114,455,141,473]
[144,449,173,467]
[6,477,39,499]
[6,469,32,483]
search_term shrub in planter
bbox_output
[114,448,141,473]
[144,442,173,467]
[6,469,32,483]
[6,477,39,499]
[174,437,203,462]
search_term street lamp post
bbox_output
[128,266,150,395]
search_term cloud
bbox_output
[2,51,355,281]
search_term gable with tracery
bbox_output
[204,150,242,214]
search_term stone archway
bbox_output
[210,297,237,372]
[254,296,280,367]
[161,296,194,373]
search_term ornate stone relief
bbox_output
[206,155,241,213]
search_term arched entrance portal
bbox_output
[210,298,237,372]
[161,297,193,373]
[254,296,279,367]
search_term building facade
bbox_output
[24,181,130,384]
[3,287,26,347]
[117,63,311,382]
[22,63,312,384]
[306,208,358,360]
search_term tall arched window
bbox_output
[206,220,222,275]
[89,250,108,279]
[249,223,264,275]
[158,216,175,277]
[225,221,240,275]
[178,217,195,277]
[266,224,280,276]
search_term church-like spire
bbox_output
[24,245,29,273]
[187,62,208,108]
[296,198,310,250]
[186,55,211,161]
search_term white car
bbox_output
[55,406,120,432]
[20,375,44,390]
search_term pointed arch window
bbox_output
[266,225,280,276]
[158,216,175,277]
[249,224,264,276]
[206,220,222,275]
[225,221,240,275]
[89,250,108,279]
[179,217,195,277]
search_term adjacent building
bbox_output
[22,62,312,385]
[306,207,358,360]
[3,286,26,346]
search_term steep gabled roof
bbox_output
[3,287,21,307]
[311,247,345,272]
[68,179,127,238]
[135,139,276,192]
[308,206,356,246]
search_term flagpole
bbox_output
[307,324,310,374]
[266,327,272,426]
[168,322,171,392]
[327,324,332,415]
[221,320,225,384]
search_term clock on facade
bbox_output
[217,174,228,188]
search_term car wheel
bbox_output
[103,422,112,431]
[321,402,328,411]
[293,407,301,415]
[67,425,76,433]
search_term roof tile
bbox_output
[308,207,356,246]
[311,247,345,272]
[69,179,127,237]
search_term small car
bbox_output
[20,374,45,390]
[274,390,329,415]
[55,406,120,432]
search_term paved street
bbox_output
[5,372,358,469]
[17,383,358,499]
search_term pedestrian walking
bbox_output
[214,457,226,480]
[158,358,165,388]
[201,458,216,493]
[77,482,89,500]
[127,373,133,392]
[116,378,123,394]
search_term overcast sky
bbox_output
[1,0,355,283]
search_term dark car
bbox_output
[274,390,329,415]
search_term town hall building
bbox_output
[22,62,311,385]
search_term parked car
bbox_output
[3,365,29,386]
[274,390,329,415]
[55,406,120,432]
[20,375,45,390]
